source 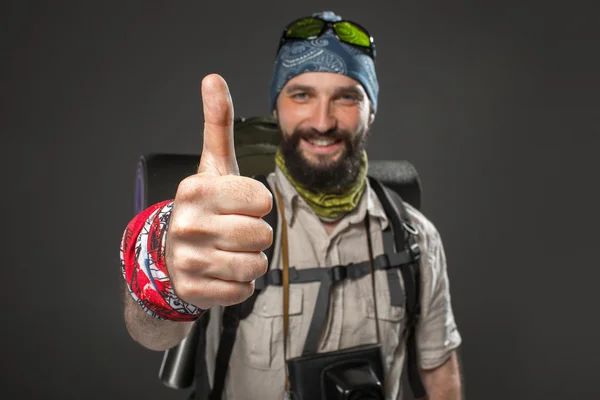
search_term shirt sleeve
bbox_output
[406,204,463,370]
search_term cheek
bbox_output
[339,107,369,135]
[277,115,295,138]
[276,102,310,134]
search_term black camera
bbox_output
[286,343,385,400]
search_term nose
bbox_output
[307,98,337,134]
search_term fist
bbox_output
[165,74,273,310]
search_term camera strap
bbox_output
[275,185,292,393]
[276,184,382,364]
[365,214,382,344]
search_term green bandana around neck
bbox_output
[275,149,368,220]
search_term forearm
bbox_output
[123,286,194,351]
[419,351,463,400]
[120,200,200,350]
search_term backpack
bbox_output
[134,116,426,399]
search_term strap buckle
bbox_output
[409,242,421,260]
[402,221,419,236]
[269,269,282,286]
[330,265,347,282]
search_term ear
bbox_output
[368,102,376,126]
[272,108,278,118]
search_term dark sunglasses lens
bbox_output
[285,18,325,39]
[333,21,371,48]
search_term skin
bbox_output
[123,72,462,398]
[124,74,274,350]
[420,351,464,399]
[274,72,374,234]
[275,72,374,166]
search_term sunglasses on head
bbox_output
[277,16,376,61]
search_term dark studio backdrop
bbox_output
[2,0,598,399]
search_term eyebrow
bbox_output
[284,84,364,97]
[284,84,314,94]
[336,86,364,97]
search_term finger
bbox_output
[213,214,273,253]
[173,175,272,218]
[175,277,255,309]
[207,175,273,218]
[202,250,268,283]
[197,73,239,176]
[203,278,255,307]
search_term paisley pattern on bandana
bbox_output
[269,11,379,112]
[273,39,348,94]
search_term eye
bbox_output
[291,92,309,100]
[337,92,361,104]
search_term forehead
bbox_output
[283,72,365,93]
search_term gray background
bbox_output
[2,0,599,399]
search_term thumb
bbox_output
[197,74,239,176]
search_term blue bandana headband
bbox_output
[269,11,379,113]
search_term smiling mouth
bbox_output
[305,137,342,147]
[299,137,345,159]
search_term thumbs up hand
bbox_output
[165,74,273,310]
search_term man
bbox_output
[121,11,463,399]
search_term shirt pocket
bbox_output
[363,277,406,369]
[239,285,304,370]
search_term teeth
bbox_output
[308,139,335,147]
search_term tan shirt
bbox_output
[204,167,462,399]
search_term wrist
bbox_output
[121,200,205,321]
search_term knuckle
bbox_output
[165,245,183,272]
[247,179,272,212]
[169,246,211,277]
[214,281,254,307]
[167,219,188,238]
[176,175,214,201]
[172,278,193,300]
[257,252,269,276]
[257,186,273,215]
[169,214,213,240]
[240,253,268,282]
[229,283,253,305]
[258,220,273,249]
[221,285,240,305]
[175,176,198,200]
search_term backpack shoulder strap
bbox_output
[368,175,427,399]
[206,174,278,400]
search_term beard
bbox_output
[279,125,368,193]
